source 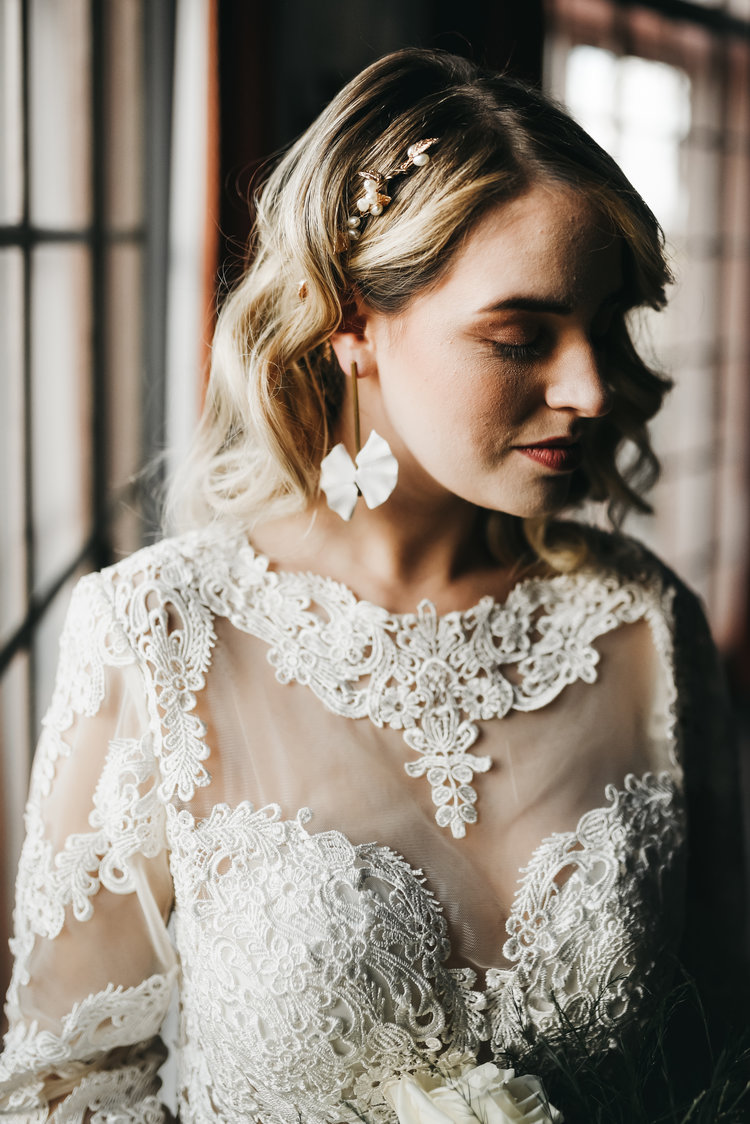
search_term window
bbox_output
[546,0,750,653]
[0,0,181,1001]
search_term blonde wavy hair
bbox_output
[168,48,672,571]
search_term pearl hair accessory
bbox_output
[338,138,438,248]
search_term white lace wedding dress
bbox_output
[0,526,742,1122]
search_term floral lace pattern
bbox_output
[0,529,690,1123]
[16,733,164,940]
[52,1046,169,1124]
[169,802,486,1123]
[486,772,685,1057]
[213,546,678,838]
[167,773,683,1124]
[0,974,175,1121]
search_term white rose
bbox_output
[384,1062,563,1124]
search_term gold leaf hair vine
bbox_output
[338,138,438,249]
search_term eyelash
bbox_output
[491,338,546,362]
[491,314,619,363]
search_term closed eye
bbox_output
[492,341,544,362]
[491,331,548,362]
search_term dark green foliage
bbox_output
[513,973,750,1124]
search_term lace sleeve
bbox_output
[0,572,177,1122]
[672,578,750,1030]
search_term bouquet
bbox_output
[384,1061,563,1123]
[354,971,750,1124]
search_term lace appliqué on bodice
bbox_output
[169,802,485,1122]
[167,776,682,1124]
[198,542,679,838]
[487,772,684,1058]
[0,530,689,1124]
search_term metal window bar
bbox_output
[612,0,750,39]
[20,0,33,758]
[0,0,176,769]
[142,0,177,541]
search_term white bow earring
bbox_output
[319,361,398,521]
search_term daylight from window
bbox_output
[565,46,692,235]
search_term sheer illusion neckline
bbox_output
[243,536,559,624]
[208,530,683,836]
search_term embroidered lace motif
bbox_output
[486,772,684,1057]
[200,540,679,838]
[169,802,485,1123]
[0,529,690,1123]
[167,776,682,1123]
[0,973,175,1121]
[88,531,678,827]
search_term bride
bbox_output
[0,47,746,1123]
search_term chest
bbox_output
[166,776,685,1122]
[127,543,688,1120]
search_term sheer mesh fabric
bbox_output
[0,618,175,1121]
[189,613,675,974]
[0,526,739,1124]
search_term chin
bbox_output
[480,478,573,520]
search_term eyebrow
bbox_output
[476,289,625,316]
[478,296,574,315]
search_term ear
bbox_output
[330,294,378,379]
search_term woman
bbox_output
[0,48,746,1123]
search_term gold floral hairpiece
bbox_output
[335,138,438,251]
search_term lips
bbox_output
[514,437,583,472]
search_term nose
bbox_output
[544,333,612,418]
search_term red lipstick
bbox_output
[515,436,583,472]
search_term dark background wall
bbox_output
[215,0,544,290]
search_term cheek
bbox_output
[449,368,531,442]
[376,328,535,452]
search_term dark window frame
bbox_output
[0,0,177,734]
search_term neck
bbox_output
[252,490,524,614]
[328,491,491,587]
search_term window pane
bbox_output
[29,0,91,228]
[564,47,691,235]
[564,45,617,136]
[628,468,716,593]
[107,244,144,555]
[0,250,25,645]
[723,248,750,354]
[666,254,719,355]
[674,467,716,565]
[31,246,91,593]
[106,0,144,229]
[650,364,715,458]
[626,476,678,559]
[618,56,692,139]
[0,0,23,224]
[687,144,721,239]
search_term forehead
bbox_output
[427,183,621,311]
